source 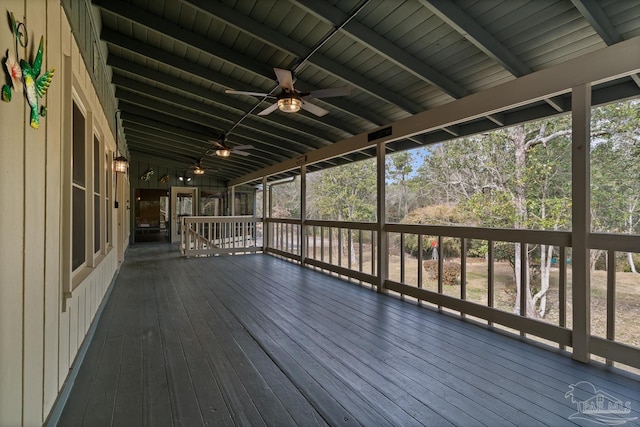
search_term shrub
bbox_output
[423,260,461,286]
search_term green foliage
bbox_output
[590,100,640,234]
[464,190,515,228]
[271,179,300,219]
[307,158,376,222]
[399,204,472,258]
[593,252,640,272]
[386,151,414,222]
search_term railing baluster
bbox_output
[520,241,527,337]
[461,238,467,301]
[418,234,423,303]
[321,226,325,263]
[329,226,333,267]
[606,249,616,366]
[348,229,352,272]
[359,230,363,274]
[437,235,443,299]
[559,245,567,348]
[460,237,467,318]
[313,225,317,261]
[400,233,405,285]
[488,240,494,326]
[371,230,375,276]
[338,227,342,269]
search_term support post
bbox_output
[376,142,388,293]
[262,176,268,251]
[300,165,307,263]
[268,181,274,250]
[571,83,591,363]
[230,185,235,216]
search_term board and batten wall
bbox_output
[0,1,127,425]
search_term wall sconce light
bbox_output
[114,155,128,173]
[178,175,192,182]
[113,109,128,208]
[277,97,302,113]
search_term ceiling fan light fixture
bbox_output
[215,149,231,157]
[277,97,301,113]
[193,166,205,175]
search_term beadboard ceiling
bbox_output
[92,0,640,183]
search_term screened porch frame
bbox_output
[224,36,640,369]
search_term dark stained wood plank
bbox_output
[112,268,145,426]
[56,278,122,426]
[140,269,174,427]
[175,255,326,426]
[78,335,123,425]
[152,265,208,426]
[214,254,640,425]
[58,245,640,427]
[157,261,250,426]
[215,263,521,425]
[193,257,456,426]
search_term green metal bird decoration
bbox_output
[20,36,55,129]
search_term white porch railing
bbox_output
[181,216,263,256]
[263,218,640,371]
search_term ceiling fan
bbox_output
[225,68,351,117]
[190,160,210,176]
[208,134,254,158]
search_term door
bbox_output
[171,186,198,243]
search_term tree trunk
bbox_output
[628,209,637,273]
[510,126,537,317]
[513,243,537,317]
[627,251,637,274]
[532,244,554,317]
[590,249,603,271]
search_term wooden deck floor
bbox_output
[58,244,640,426]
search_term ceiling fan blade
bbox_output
[301,101,329,117]
[274,68,295,92]
[258,102,279,116]
[233,150,251,157]
[232,144,254,150]
[225,89,273,97]
[209,140,224,149]
[307,86,351,99]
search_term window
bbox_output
[201,191,224,216]
[105,153,111,245]
[72,101,86,271]
[93,134,101,254]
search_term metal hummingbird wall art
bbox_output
[140,169,154,181]
[3,12,55,129]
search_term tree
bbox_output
[590,100,640,273]
[413,117,573,318]
[270,178,300,218]
[307,159,377,262]
[488,121,572,317]
[307,159,376,222]
[386,151,413,222]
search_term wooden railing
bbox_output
[304,220,378,285]
[181,216,263,256]
[265,218,302,261]
[264,218,640,370]
[384,224,573,349]
[588,233,640,368]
